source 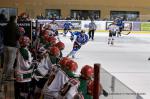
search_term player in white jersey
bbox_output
[108,22,119,45]
[50,19,59,36]
[42,58,80,99]
[14,36,33,98]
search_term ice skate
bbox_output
[108,38,111,45]
[72,55,75,59]
[108,40,110,45]
[63,33,66,37]
[111,40,114,45]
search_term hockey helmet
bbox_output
[81,29,86,34]
[55,41,65,50]
[19,36,31,46]
[48,36,56,45]
[59,57,70,69]
[66,60,78,72]
[81,65,94,79]
[43,33,49,41]
[49,46,60,56]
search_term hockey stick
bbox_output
[121,31,131,35]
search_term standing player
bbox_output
[63,21,74,36]
[49,19,61,41]
[50,19,59,36]
[108,22,119,45]
[115,17,124,37]
[14,36,33,99]
[66,30,88,58]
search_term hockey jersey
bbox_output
[63,22,73,29]
[42,69,69,98]
[72,31,89,46]
[15,47,33,82]
[43,68,80,99]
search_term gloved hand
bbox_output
[70,36,74,42]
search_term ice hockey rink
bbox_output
[61,32,150,99]
[0,31,150,99]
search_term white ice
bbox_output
[60,32,150,99]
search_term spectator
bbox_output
[0,10,7,22]
[0,25,4,69]
[18,12,30,21]
[37,14,43,19]
[1,15,21,82]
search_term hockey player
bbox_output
[42,61,69,99]
[14,36,33,99]
[58,57,71,71]
[42,59,79,99]
[67,30,89,58]
[108,22,119,45]
[87,80,109,98]
[48,46,61,64]
[115,17,124,37]
[50,19,59,36]
[54,41,65,57]
[44,36,57,49]
[78,65,94,99]
[78,65,108,98]
[33,46,61,99]
[63,21,74,36]
[64,59,78,78]
[58,59,79,99]
[42,68,69,99]
[58,77,80,99]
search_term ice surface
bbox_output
[60,32,150,99]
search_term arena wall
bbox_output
[0,0,150,21]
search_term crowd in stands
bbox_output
[36,13,101,20]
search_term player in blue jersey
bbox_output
[63,21,74,36]
[66,30,89,58]
[115,17,124,37]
